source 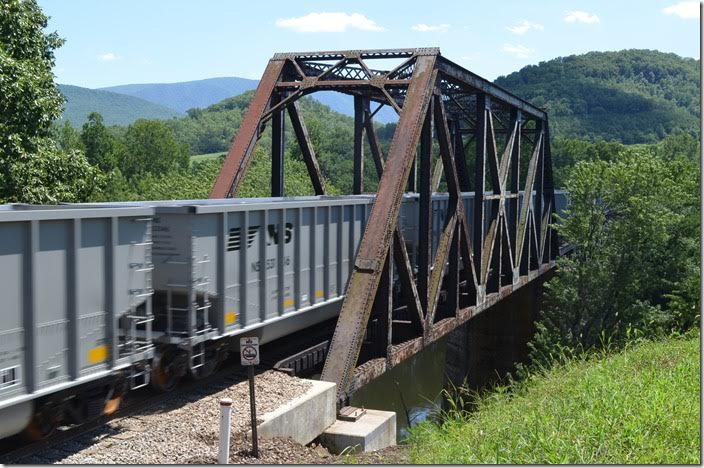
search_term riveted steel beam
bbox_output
[320,54,438,399]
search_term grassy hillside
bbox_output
[495,49,699,143]
[405,333,700,464]
[58,84,181,126]
[100,77,259,113]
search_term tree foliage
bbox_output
[81,112,118,171]
[120,119,189,179]
[0,0,101,203]
[530,141,700,364]
[496,50,700,143]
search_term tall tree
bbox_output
[0,0,100,203]
[120,119,189,179]
[530,147,700,364]
[81,112,117,171]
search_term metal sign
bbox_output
[240,336,259,366]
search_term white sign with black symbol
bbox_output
[240,336,260,366]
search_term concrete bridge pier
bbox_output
[445,276,550,391]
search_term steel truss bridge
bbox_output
[210,48,560,402]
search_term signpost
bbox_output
[240,336,259,458]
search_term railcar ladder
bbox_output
[123,217,156,389]
[189,254,212,371]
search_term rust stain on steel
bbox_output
[209,59,285,198]
[321,54,439,399]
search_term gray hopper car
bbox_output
[0,204,154,439]
[145,196,376,386]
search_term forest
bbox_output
[495,49,700,143]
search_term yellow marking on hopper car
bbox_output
[225,311,237,325]
[87,345,108,364]
[284,298,294,307]
[315,290,324,299]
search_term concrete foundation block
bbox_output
[256,379,336,445]
[320,409,396,454]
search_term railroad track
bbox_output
[0,319,337,464]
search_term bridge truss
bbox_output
[210,48,559,402]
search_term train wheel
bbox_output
[151,349,186,392]
[20,405,59,441]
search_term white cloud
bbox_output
[502,44,534,59]
[564,10,600,24]
[506,20,544,35]
[275,12,384,33]
[662,1,699,19]
[98,52,119,61]
[411,23,450,33]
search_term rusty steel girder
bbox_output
[209,48,559,403]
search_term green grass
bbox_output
[406,333,701,464]
[190,152,225,163]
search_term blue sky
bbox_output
[38,0,700,89]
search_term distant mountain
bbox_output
[58,84,181,126]
[100,77,259,114]
[495,49,699,143]
[101,77,398,123]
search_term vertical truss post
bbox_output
[418,101,433,314]
[474,93,487,298]
[452,118,472,192]
[544,121,559,262]
[271,93,285,197]
[353,96,365,194]
[508,109,521,280]
[407,159,417,192]
[535,119,545,257]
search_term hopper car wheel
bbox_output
[20,404,60,441]
[152,348,187,392]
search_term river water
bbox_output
[349,338,450,440]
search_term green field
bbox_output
[404,333,701,464]
[190,152,225,163]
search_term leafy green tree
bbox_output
[120,119,189,179]
[81,112,118,171]
[0,0,101,203]
[530,148,700,364]
[53,120,84,153]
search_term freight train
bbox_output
[0,191,568,440]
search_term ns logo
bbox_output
[227,223,293,251]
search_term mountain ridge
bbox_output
[58,84,182,126]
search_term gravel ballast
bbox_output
[19,370,332,464]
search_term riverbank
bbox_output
[397,333,700,464]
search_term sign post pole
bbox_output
[240,336,260,458]
[248,365,258,458]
